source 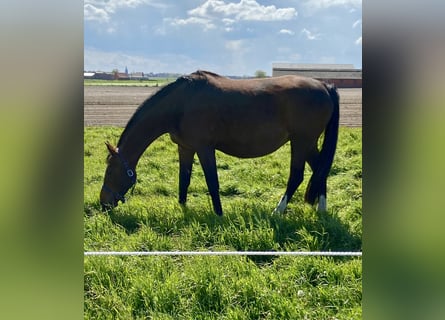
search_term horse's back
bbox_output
[188,70,326,93]
[173,71,334,158]
[187,71,334,133]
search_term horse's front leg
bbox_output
[178,145,195,205]
[197,147,223,216]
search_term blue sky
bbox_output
[84,0,362,76]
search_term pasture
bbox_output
[84,125,362,319]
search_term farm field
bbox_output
[84,123,362,318]
[84,78,175,87]
[84,86,362,127]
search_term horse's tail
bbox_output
[304,83,340,205]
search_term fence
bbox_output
[85,251,362,257]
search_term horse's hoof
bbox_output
[272,195,287,214]
[317,195,327,212]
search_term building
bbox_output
[114,72,130,80]
[83,71,114,80]
[272,63,362,88]
[129,72,146,80]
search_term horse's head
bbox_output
[100,142,137,210]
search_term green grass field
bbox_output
[84,127,362,319]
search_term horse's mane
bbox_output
[117,70,222,147]
[188,70,222,80]
[117,76,189,147]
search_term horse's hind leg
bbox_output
[197,147,223,216]
[306,145,327,212]
[178,145,195,205]
[273,139,307,214]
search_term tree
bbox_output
[112,69,119,80]
[254,70,267,78]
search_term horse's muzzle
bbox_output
[101,201,117,211]
[100,185,120,211]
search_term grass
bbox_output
[84,127,362,319]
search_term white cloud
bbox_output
[279,29,295,35]
[188,0,297,22]
[169,17,216,31]
[301,28,321,40]
[84,4,110,23]
[84,0,167,24]
[352,19,362,28]
[355,36,362,45]
[222,18,236,25]
[168,1,297,32]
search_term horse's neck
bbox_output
[118,105,175,168]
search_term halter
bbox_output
[101,152,137,205]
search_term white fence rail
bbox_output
[84,251,362,257]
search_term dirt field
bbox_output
[84,86,362,127]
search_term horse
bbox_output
[100,70,339,216]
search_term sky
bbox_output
[84,0,362,76]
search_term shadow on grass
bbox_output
[178,202,361,264]
[107,210,142,234]
[84,200,142,234]
[271,208,361,252]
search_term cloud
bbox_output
[352,19,362,28]
[279,29,295,35]
[166,1,298,34]
[169,17,216,31]
[301,28,321,40]
[355,36,362,45]
[222,18,236,25]
[84,4,110,23]
[84,0,167,24]
[188,0,297,22]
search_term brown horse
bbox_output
[100,70,339,215]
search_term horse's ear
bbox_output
[105,141,118,155]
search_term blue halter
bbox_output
[101,152,136,204]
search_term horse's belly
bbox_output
[217,144,285,158]
[216,128,289,158]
